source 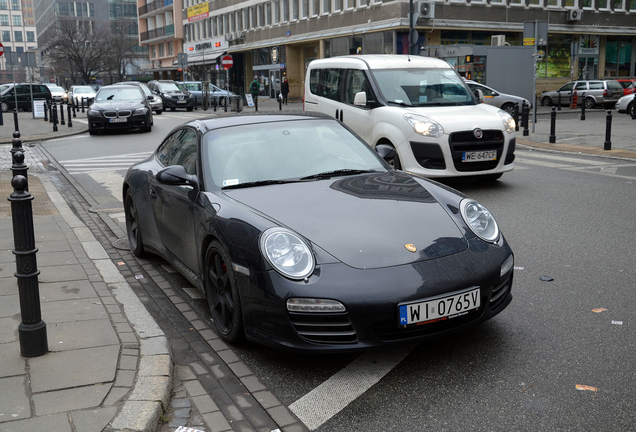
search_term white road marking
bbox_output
[289,344,416,430]
[59,152,153,174]
[514,157,571,168]
[519,151,613,165]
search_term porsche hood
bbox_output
[224,172,468,270]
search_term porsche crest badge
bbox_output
[404,244,417,252]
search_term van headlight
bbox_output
[404,113,444,138]
[260,228,315,280]
[498,110,516,134]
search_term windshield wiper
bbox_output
[107,95,115,100]
[300,169,378,180]
[387,100,413,107]
[222,179,300,190]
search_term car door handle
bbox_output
[149,188,157,199]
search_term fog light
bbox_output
[500,254,514,277]
[286,298,346,313]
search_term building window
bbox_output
[159,43,165,57]
[358,0,368,6]
[630,0,636,10]
[528,0,543,6]
[12,13,19,25]
[335,0,342,12]
[581,0,595,8]
[2,30,10,41]
[151,45,156,59]
[274,0,280,23]
[613,0,626,10]
[257,4,263,26]
[10,0,18,10]
[13,30,21,41]
[26,30,34,41]
[509,0,524,6]
[322,0,331,14]
[598,0,611,9]
[311,0,319,15]
[223,14,228,33]
[292,0,299,19]
[0,14,7,25]
[0,0,7,10]
[283,0,289,21]
[167,41,173,55]
[346,0,354,8]
[265,2,271,25]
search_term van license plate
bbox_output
[462,150,497,162]
[399,288,480,326]
[109,118,127,123]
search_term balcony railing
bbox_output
[138,0,174,16]
[140,24,175,42]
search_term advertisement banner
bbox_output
[187,3,209,22]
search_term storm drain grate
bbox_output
[112,237,130,251]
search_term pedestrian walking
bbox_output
[281,78,289,105]
[250,76,260,111]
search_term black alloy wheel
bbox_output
[501,103,515,115]
[205,241,244,342]
[125,190,145,257]
[585,97,596,109]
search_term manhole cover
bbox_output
[112,237,130,251]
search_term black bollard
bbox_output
[52,104,58,132]
[279,94,282,110]
[49,103,53,123]
[72,101,76,118]
[224,96,228,113]
[254,95,258,112]
[43,101,48,122]
[194,96,197,110]
[522,103,530,137]
[0,108,3,126]
[67,103,72,127]
[203,93,207,111]
[213,95,217,112]
[81,97,85,113]
[59,102,65,126]
[557,91,562,111]
[580,92,586,121]
[513,103,520,132]
[549,106,557,144]
[604,110,612,150]
[9,131,49,357]
[13,108,19,131]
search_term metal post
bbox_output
[513,103,520,132]
[279,93,282,111]
[13,108,19,132]
[81,97,85,113]
[549,106,556,143]
[52,104,58,132]
[522,103,530,137]
[8,131,48,357]
[580,92,586,121]
[43,101,48,122]
[59,103,65,126]
[604,110,612,150]
[72,101,76,118]
[557,91,562,111]
[67,103,72,127]
[213,95,217,112]
[49,103,53,123]
[194,95,197,110]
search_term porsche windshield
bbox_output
[203,119,388,188]
[371,68,476,107]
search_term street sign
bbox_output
[221,55,233,69]
[0,42,4,57]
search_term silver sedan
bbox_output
[615,93,635,117]
[465,81,529,115]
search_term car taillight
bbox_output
[603,89,608,96]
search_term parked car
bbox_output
[87,84,153,135]
[615,78,636,95]
[177,81,235,107]
[615,93,635,117]
[44,84,68,103]
[304,55,516,180]
[464,81,530,115]
[147,80,194,111]
[540,82,574,107]
[122,112,514,352]
[114,81,163,114]
[540,80,623,109]
[0,83,53,112]
[68,85,97,107]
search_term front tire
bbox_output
[585,97,595,109]
[1,102,9,112]
[501,103,515,115]
[125,190,145,257]
[629,102,635,118]
[541,96,553,107]
[205,241,244,342]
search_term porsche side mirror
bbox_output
[375,144,397,162]
[156,165,198,188]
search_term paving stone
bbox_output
[33,383,112,415]
[0,412,72,432]
[0,375,30,420]
[191,394,219,414]
[41,298,108,324]
[0,341,25,377]
[47,318,119,351]
[171,398,192,409]
[202,411,233,432]
[38,280,99,301]
[70,406,118,432]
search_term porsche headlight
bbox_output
[460,199,500,243]
[498,110,515,134]
[260,228,315,280]
[404,113,444,138]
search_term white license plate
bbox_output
[462,150,497,162]
[177,100,187,103]
[399,288,480,326]
[109,118,127,123]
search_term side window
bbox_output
[479,85,495,97]
[174,129,198,175]
[16,85,29,94]
[588,82,602,90]
[156,133,179,166]
[344,69,371,105]
[560,83,573,92]
[309,68,343,101]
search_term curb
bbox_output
[516,137,636,161]
[36,164,173,432]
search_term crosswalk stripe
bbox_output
[518,151,613,165]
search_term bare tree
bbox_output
[104,16,141,83]
[44,18,115,85]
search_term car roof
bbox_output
[309,54,451,70]
[184,111,334,132]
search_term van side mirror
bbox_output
[473,89,485,103]
[353,91,367,106]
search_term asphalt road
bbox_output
[39,112,636,431]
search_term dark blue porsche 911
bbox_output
[123,112,514,352]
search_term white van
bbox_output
[304,55,516,179]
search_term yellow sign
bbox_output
[523,38,535,46]
[187,3,209,22]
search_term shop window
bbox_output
[536,34,572,78]
[604,38,632,78]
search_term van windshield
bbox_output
[371,68,476,107]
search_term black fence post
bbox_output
[557,91,562,111]
[604,110,612,150]
[59,103,65,126]
[194,96,197,111]
[8,131,49,357]
[522,102,530,137]
[580,92,586,121]
[279,94,282,110]
[513,103,520,132]
[52,104,58,132]
[43,101,48,122]
[549,106,557,143]
[72,101,76,118]
[81,97,85,113]
[13,108,19,132]
[67,103,72,127]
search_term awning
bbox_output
[186,51,225,66]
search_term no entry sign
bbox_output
[0,42,4,57]
[221,55,233,69]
